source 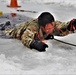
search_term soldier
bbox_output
[4,12,76,52]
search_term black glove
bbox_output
[30,40,48,52]
[45,34,54,40]
[71,19,76,26]
[68,19,76,32]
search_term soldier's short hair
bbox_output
[38,12,55,27]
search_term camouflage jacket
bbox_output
[6,19,70,48]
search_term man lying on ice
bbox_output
[1,12,76,52]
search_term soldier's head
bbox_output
[38,12,55,34]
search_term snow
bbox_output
[0,0,76,75]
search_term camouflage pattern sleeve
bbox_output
[5,19,38,48]
[5,21,30,39]
[21,25,37,48]
[55,20,70,29]
[54,20,70,36]
[15,22,30,39]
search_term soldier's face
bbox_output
[44,22,54,34]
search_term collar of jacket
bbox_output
[37,28,49,40]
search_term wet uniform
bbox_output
[5,19,70,48]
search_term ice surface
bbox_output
[0,0,76,75]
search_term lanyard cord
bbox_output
[54,24,76,47]
[54,38,76,47]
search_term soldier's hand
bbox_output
[30,40,48,52]
[45,34,54,40]
[70,19,76,32]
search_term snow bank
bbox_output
[0,54,23,74]
[20,0,76,7]
[1,0,76,7]
[0,0,76,75]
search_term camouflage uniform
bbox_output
[5,19,70,48]
[53,20,70,36]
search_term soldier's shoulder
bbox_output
[29,18,38,27]
[55,20,70,29]
[30,18,38,23]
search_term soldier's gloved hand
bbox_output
[69,19,76,32]
[30,40,48,52]
[45,34,54,40]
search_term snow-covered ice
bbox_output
[0,0,76,75]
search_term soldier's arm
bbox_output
[21,25,37,48]
[5,21,30,39]
[21,25,48,52]
[55,20,70,36]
